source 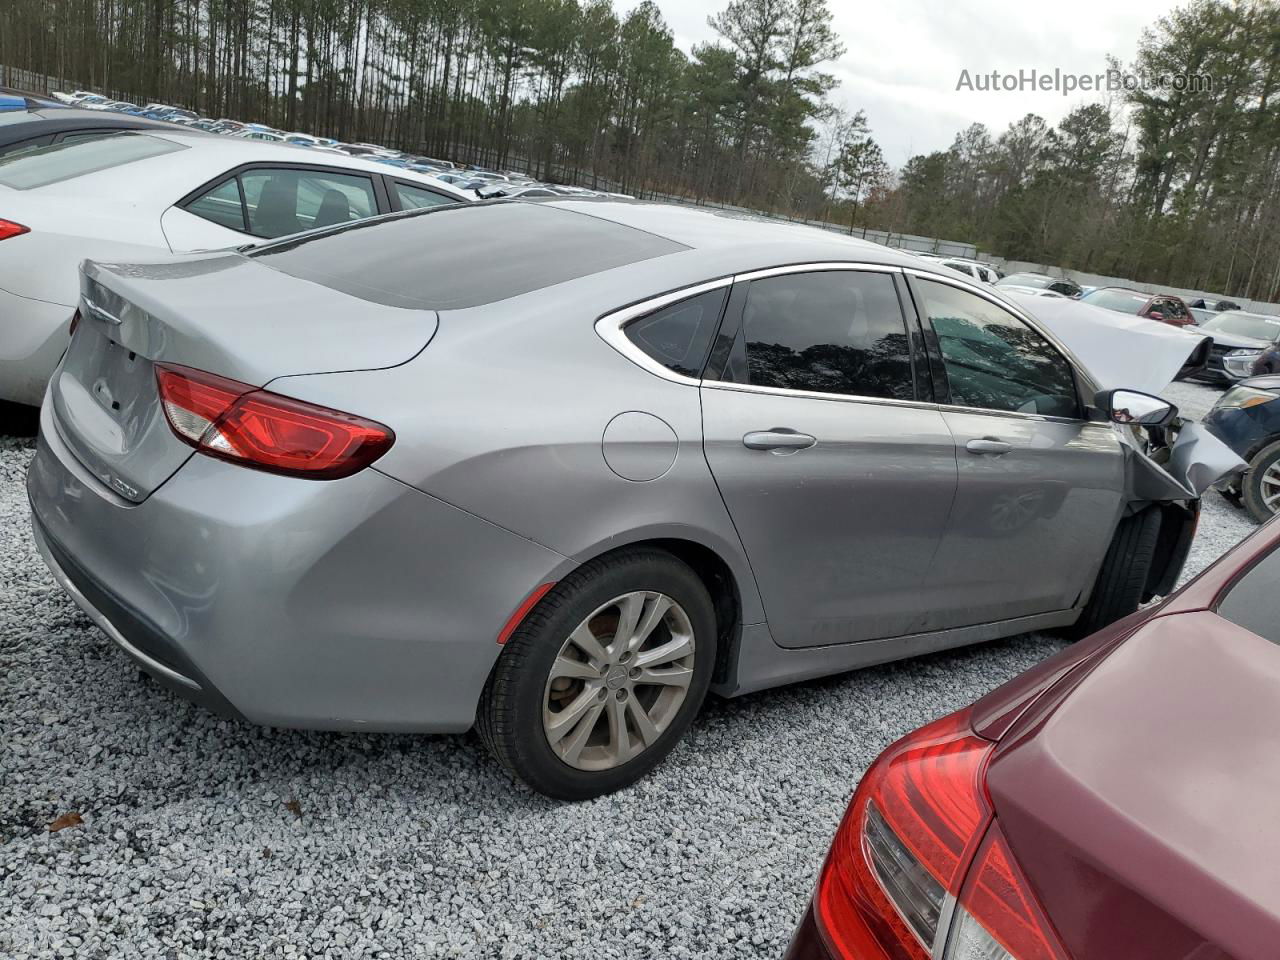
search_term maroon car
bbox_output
[786,518,1280,960]
[1078,287,1196,328]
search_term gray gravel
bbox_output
[0,380,1259,959]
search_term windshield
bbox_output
[1203,312,1280,342]
[997,274,1051,289]
[0,133,185,189]
[1082,288,1150,313]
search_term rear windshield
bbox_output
[1216,543,1280,645]
[998,274,1051,288]
[1082,289,1150,312]
[0,132,185,189]
[248,201,688,310]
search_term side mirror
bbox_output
[1096,389,1178,427]
[1144,309,1165,320]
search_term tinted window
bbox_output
[394,182,458,210]
[1082,288,1150,313]
[916,279,1079,417]
[240,168,377,238]
[0,133,184,189]
[997,274,1052,289]
[1216,546,1280,645]
[0,135,52,158]
[250,202,687,310]
[1164,298,1188,319]
[735,271,914,401]
[56,131,123,146]
[624,288,728,378]
[186,177,246,231]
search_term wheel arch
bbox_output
[551,530,764,687]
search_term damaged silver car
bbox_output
[27,200,1245,798]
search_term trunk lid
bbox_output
[985,612,1280,960]
[50,252,436,502]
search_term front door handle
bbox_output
[743,429,817,452]
[966,437,1013,455]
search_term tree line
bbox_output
[6,0,1280,298]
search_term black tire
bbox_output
[1241,440,1280,525]
[476,548,717,800]
[1068,507,1163,639]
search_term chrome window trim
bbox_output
[904,267,1094,424]
[595,262,912,390]
[593,276,735,386]
[701,379,939,413]
[595,261,1098,424]
[732,261,902,283]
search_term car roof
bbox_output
[535,198,926,275]
[0,108,197,144]
[1,129,472,203]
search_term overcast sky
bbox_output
[646,0,1181,166]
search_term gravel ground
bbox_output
[0,380,1260,960]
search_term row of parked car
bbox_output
[3,91,1279,960]
[45,88,624,197]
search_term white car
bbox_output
[0,131,473,405]
[939,258,999,284]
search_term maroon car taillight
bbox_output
[813,710,1070,960]
[155,363,394,479]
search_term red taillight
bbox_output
[0,219,29,241]
[813,710,1070,960]
[155,363,394,479]
[946,824,1069,960]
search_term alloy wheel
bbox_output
[1260,459,1280,513]
[541,591,696,771]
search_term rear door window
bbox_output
[728,270,916,401]
[915,278,1080,418]
[240,168,378,237]
[393,181,458,210]
[185,177,247,232]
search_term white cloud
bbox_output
[645,0,1179,164]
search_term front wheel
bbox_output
[477,549,717,800]
[1067,507,1162,639]
[1242,439,1280,524]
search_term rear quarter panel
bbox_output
[266,261,768,626]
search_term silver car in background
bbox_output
[27,199,1226,798]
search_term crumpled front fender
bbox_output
[1124,420,1248,503]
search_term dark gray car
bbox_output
[27,199,1219,798]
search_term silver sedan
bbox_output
[27,199,1223,798]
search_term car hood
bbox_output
[1240,373,1280,391]
[1006,292,1208,395]
[1204,329,1272,350]
[985,610,1280,960]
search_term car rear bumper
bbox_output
[27,400,569,732]
[0,286,74,405]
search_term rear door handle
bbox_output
[743,429,817,452]
[966,437,1013,455]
